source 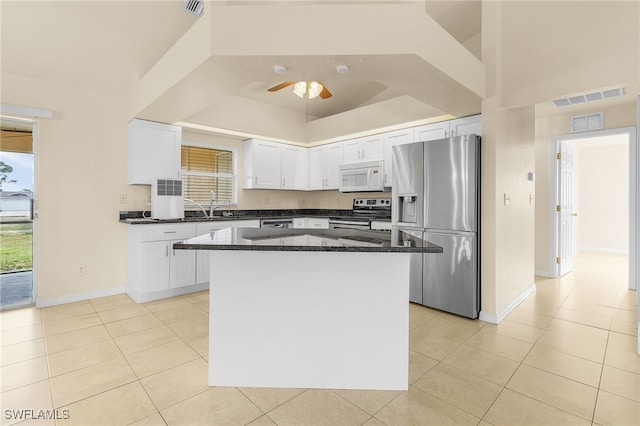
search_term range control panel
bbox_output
[353,198,391,208]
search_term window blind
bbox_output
[181,146,234,205]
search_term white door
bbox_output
[558,143,575,276]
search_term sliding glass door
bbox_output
[0,118,34,310]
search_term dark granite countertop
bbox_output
[173,227,442,253]
[119,209,361,225]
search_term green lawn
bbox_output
[0,222,33,272]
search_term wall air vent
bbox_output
[570,112,603,133]
[182,0,204,16]
[553,87,625,107]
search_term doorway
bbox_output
[551,127,636,291]
[0,118,36,310]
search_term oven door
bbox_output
[328,219,371,230]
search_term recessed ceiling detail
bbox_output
[553,87,625,107]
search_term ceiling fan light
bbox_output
[293,82,307,98]
[308,81,323,99]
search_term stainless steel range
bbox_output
[329,198,391,230]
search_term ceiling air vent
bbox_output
[553,87,625,107]
[183,0,204,16]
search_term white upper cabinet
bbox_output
[308,143,343,190]
[383,128,415,187]
[342,134,383,163]
[324,143,344,189]
[281,145,308,190]
[243,139,282,189]
[413,121,450,142]
[242,115,481,192]
[243,139,307,190]
[128,119,182,184]
[450,114,482,137]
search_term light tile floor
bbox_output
[0,252,638,426]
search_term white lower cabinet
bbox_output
[127,223,198,302]
[292,217,329,229]
[195,220,260,285]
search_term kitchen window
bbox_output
[181,143,237,207]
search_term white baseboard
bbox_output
[36,286,125,308]
[535,270,556,278]
[126,283,209,303]
[479,283,537,325]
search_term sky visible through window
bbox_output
[0,152,33,193]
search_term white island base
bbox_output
[209,250,410,390]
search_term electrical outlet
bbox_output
[79,265,87,276]
[504,193,511,206]
[119,193,128,204]
[263,197,270,205]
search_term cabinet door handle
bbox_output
[165,245,169,257]
[254,176,258,185]
[164,231,177,234]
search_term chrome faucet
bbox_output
[184,199,208,218]
[209,190,217,218]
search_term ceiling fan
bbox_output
[267,81,333,99]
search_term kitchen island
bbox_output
[174,228,442,391]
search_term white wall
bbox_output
[568,137,629,254]
[1,73,135,304]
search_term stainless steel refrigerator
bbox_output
[391,135,480,319]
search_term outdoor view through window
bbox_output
[0,123,34,309]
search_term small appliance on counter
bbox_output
[392,135,480,319]
[151,178,185,220]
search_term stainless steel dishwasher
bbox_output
[260,218,293,228]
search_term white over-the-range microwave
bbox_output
[338,160,386,193]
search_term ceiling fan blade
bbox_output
[267,81,295,92]
[318,83,332,99]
